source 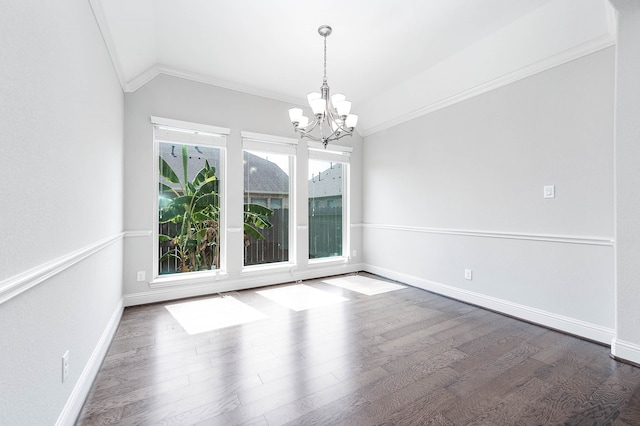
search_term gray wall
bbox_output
[362,47,615,342]
[123,74,363,304]
[0,0,124,425]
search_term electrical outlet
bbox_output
[544,185,555,199]
[62,350,69,382]
[352,249,357,257]
[464,269,473,280]
[136,271,146,282]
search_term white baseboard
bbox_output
[124,263,364,307]
[364,264,614,345]
[611,338,640,365]
[56,299,124,426]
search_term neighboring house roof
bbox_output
[309,163,343,199]
[244,152,289,195]
[159,144,289,194]
[159,143,342,198]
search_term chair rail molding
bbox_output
[0,233,124,305]
[363,223,614,246]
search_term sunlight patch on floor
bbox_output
[256,284,348,311]
[165,296,267,335]
[323,275,407,296]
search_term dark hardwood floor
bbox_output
[76,273,640,425]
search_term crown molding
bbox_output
[359,33,615,137]
[90,0,613,137]
[88,0,128,91]
[123,64,160,92]
[125,64,306,106]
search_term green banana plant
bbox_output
[159,145,273,273]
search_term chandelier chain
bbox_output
[323,35,327,83]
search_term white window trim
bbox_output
[241,131,298,146]
[241,131,297,272]
[151,116,230,135]
[307,141,353,153]
[308,142,352,163]
[152,117,228,284]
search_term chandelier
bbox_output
[288,25,358,148]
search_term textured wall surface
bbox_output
[0,0,124,424]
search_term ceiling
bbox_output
[89,0,615,136]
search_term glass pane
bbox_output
[244,150,291,266]
[309,159,343,259]
[158,142,221,275]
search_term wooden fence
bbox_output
[159,207,342,274]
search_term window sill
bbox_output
[241,262,296,276]
[150,270,228,288]
[307,256,349,268]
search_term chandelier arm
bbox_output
[331,131,354,142]
[297,129,323,142]
[323,125,351,143]
[325,108,344,124]
[302,117,322,134]
[325,108,353,134]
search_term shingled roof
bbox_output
[159,143,289,194]
[308,163,343,199]
[244,152,289,195]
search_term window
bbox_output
[154,117,229,276]
[242,132,297,267]
[308,143,351,260]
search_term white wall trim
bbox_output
[155,66,304,106]
[0,233,124,305]
[308,142,354,154]
[150,270,228,288]
[611,338,640,365]
[124,262,363,306]
[87,0,128,91]
[360,34,615,137]
[125,64,161,93]
[241,131,298,146]
[124,230,152,238]
[364,264,614,344]
[151,116,231,135]
[125,64,305,106]
[55,298,124,426]
[363,223,614,246]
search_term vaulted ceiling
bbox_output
[90,0,614,136]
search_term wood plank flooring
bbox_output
[76,273,640,425]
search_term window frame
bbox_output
[241,131,298,273]
[151,116,230,286]
[307,142,352,263]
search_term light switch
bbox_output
[544,185,555,199]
